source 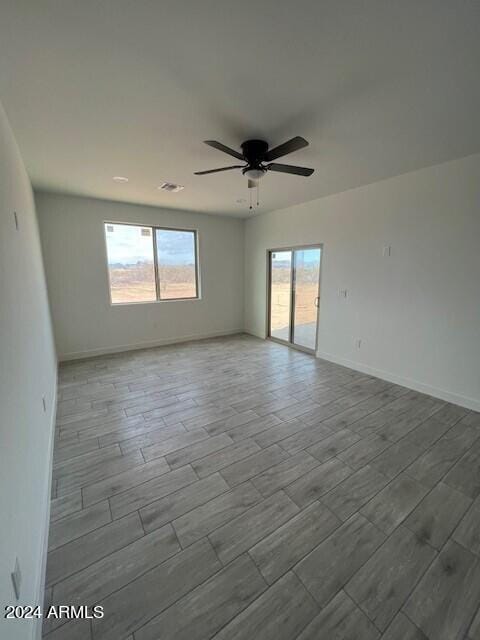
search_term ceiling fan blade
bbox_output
[264,136,309,161]
[267,163,314,176]
[204,140,244,160]
[194,165,244,175]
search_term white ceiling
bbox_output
[1,1,479,217]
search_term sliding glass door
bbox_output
[268,246,322,352]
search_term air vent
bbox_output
[158,182,185,193]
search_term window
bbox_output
[105,223,199,304]
[155,228,198,300]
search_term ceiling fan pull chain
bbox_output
[257,182,259,207]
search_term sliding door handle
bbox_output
[314,296,320,308]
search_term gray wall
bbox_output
[245,153,480,411]
[0,103,57,639]
[36,192,245,360]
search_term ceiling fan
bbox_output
[194,137,314,184]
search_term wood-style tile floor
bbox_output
[43,335,480,640]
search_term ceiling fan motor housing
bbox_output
[241,139,269,166]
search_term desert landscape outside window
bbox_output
[155,228,198,300]
[105,223,199,304]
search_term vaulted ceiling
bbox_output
[1,1,479,216]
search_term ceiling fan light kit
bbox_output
[243,168,265,180]
[195,136,314,209]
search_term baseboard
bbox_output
[59,329,244,362]
[316,349,480,412]
[34,370,57,640]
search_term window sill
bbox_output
[109,297,201,307]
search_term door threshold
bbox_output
[267,336,316,356]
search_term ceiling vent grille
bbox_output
[158,182,184,193]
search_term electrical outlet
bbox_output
[356,338,362,349]
[11,557,21,600]
[42,396,47,412]
[339,289,348,298]
[382,245,391,257]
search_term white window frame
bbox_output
[104,221,201,305]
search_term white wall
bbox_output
[35,192,244,361]
[0,104,57,639]
[245,153,480,411]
